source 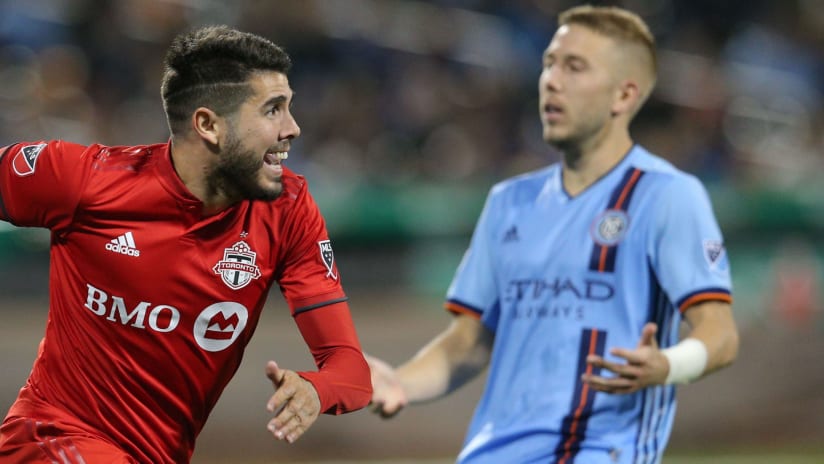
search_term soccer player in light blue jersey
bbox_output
[367,5,739,464]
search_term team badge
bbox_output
[318,240,337,280]
[591,209,630,246]
[12,143,46,176]
[703,239,728,271]
[193,302,249,352]
[212,241,262,290]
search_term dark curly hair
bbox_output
[161,25,292,135]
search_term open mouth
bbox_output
[543,103,564,122]
[264,151,288,165]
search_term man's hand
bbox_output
[265,361,321,443]
[581,323,669,394]
[364,353,408,418]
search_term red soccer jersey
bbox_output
[0,141,370,463]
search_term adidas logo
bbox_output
[503,225,519,243]
[105,231,141,257]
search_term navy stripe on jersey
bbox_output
[293,296,349,315]
[588,168,645,273]
[554,328,607,464]
[0,144,18,221]
[445,298,484,317]
[677,287,732,312]
[635,262,677,463]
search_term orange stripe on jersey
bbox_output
[444,301,482,319]
[679,292,733,313]
[598,244,609,272]
[613,168,642,210]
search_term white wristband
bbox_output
[661,338,708,385]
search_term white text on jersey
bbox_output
[105,231,141,257]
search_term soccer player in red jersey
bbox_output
[0,26,372,463]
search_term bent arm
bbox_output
[681,300,739,378]
[294,301,372,414]
[396,313,494,404]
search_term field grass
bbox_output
[664,454,824,464]
[196,454,824,464]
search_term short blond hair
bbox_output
[558,5,657,83]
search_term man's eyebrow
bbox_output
[263,95,288,107]
[262,91,296,108]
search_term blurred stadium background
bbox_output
[1,0,824,462]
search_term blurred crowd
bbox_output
[2,0,823,192]
[2,0,824,326]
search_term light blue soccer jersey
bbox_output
[445,145,732,464]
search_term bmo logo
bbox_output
[85,283,180,332]
[193,302,248,352]
[84,284,248,352]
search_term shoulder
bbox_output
[630,145,707,196]
[488,163,559,204]
[277,166,309,203]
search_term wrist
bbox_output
[661,338,708,385]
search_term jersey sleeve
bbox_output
[293,301,371,415]
[444,186,501,331]
[0,140,90,231]
[276,176,347,315]
[649,174,733,312]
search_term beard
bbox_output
[209,127,282,202]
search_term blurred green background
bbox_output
[2,0,824,462]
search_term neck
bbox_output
[559,128,633,197]
[169,138,233,215]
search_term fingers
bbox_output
[265,360,285,385]
[267,399,315,443]
[581,372,638,394]
[364,353,408,419]
[638,323,658,348]
[587,354,642,379]
[265,362,320,443]
[369,396,406,419]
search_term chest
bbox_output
[492,190,651,278]
[62,204,281,309]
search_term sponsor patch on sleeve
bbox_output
[12,143,46,176]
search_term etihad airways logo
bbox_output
[84,283,248,352]
[504,277,615,302]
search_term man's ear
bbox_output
[192,107,222,146]
[611,79,641,117]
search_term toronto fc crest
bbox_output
[213,241,262,290]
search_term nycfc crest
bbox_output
[591,209,630,246]
[213,241,262,290]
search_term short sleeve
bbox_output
[650,174,732,312]
[0,140,90,231]
[445,188,501,331]
[275,177,347,315]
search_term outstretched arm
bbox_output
[582,300,738,394]
[266,301,372,442]
[368,313,494,418]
